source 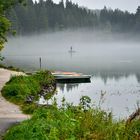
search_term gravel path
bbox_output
[0,68,30,139]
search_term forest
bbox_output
[6,0,140,35]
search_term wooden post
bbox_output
[39,57,42,69]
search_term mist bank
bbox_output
[6,29,140,43]
[2,30,140,76]
[7,0,140,35]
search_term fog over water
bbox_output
[2,30,140,119]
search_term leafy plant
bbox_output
[0,0,25,50]
[3,97,140,140]
[2,71,56,114]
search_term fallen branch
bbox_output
[126,108,140,125]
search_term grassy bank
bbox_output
[1,70,140,140]
[1,70,56,114]
[3,96,140,140]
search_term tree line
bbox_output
[6,0,140,35]
[6,0,97,34]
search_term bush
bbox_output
[4,101,139,140]
[2,76,40,104]
[1,71,55,113]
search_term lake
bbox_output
[2,30,140,119]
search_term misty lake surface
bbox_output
[2,30,140,119]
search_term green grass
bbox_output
[2,70,140,140]
[1,70,56,114]
[3,97,140,140]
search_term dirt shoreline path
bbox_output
[0,68,30,139]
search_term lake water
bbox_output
[2,30,140,119]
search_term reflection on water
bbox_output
[58,83,79,93]
[56,73,140,119]
[2,31,140,119]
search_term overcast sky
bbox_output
[48,0,139,13]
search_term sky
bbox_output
[48,0,139,13]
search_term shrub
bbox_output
[3,101,137,140]
[1,71,55,113]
